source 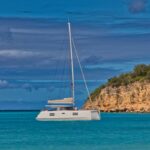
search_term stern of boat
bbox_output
[91,110,100,120]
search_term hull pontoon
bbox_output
[36,110,100,121]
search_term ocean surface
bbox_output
[0,112,150,150]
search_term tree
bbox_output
[133,64,149,76]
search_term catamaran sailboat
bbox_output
[36,22,100,121]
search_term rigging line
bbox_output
[67,41,72,98]
[56,38,66,99]
[60,44,68,99]
[51,34,65,80]
[50,35,66,99]
[63,47,69,98]
[72,38,94,109]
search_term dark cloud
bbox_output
[128,0,148,13]
[0,27,12,43]
[0,49,57,69]
[0,80,9,88]
[0,18,149,81]
[0,79,35,92]
[21,83,33,92]
[82,55,103,65]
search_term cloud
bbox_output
[0,79,106,91]
[0,49,56,69]
[21,83,33,92]
[0,50,39,58]
[128,0,148,13]
[0,79,37,92]
[82,55,103,65]
[0,80,9,88]
[10,28,53,34]
[84,58,150,72]
[0,27,12,43]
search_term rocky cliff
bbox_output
[84,64,150,112]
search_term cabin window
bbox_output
[49,113,55,116]
[72,112,78,115]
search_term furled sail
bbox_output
[48,97,73,104]
[45,105,73,108]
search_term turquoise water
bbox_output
[0,112,150,150]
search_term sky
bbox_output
[0,0,150,109]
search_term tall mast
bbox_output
[68,22,75,106]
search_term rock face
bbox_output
[84,82,150,112]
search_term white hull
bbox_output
[36,110,100,121]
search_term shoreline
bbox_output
[0,110,150,114]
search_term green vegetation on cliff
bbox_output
[90,64,150,100]
[107,64,150,87]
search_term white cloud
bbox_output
[10,28,51,34]
[0,49,41,58]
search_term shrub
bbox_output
[133,64,149,76]
[89,64,150,100]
